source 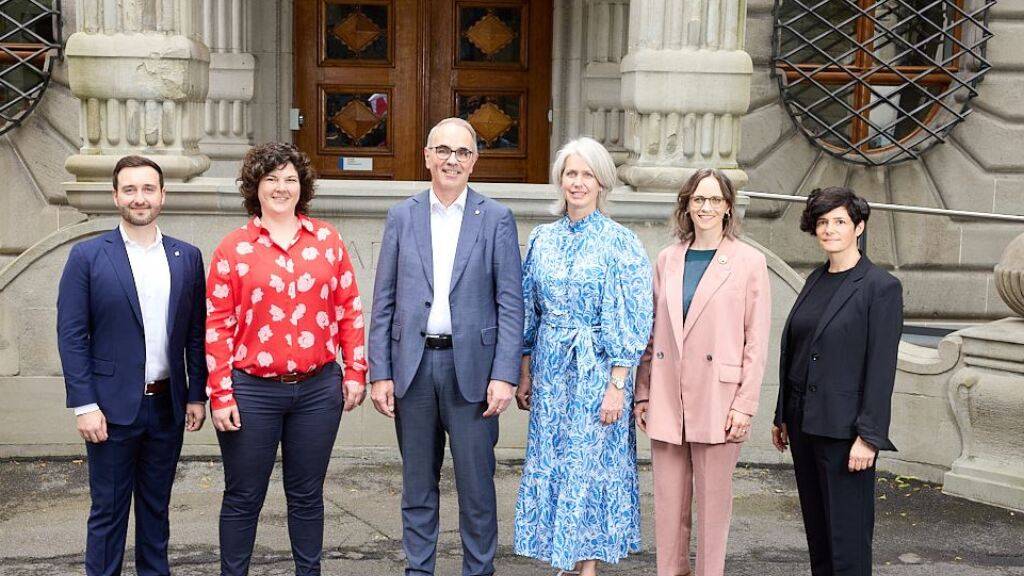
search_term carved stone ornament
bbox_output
[466,102,515,146]
[995,232,1024,317]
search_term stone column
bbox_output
[618,0,752,191]
[582,0,630,163]
[199,0,255,176]
[64,0,211,182]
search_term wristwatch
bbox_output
[609,375,626,390]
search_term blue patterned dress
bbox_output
[514,210,653,570]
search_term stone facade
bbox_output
[1,0,1023,505]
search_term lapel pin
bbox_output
[718,255,728,264]
[174,250,180,257]
[474,209,480,215]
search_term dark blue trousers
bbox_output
[85,392,184,576]
[395,348,500,576]
[787,390,876,576]
[217,362,343,576]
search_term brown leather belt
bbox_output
[273,364,325,384]
[144,378,170,395]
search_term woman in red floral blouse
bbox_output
[206,142,366,576]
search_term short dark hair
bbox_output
[237,142,317,217]
[799,186,870,235]
[673,168,741,242]
[112,155,164,190]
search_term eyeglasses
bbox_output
[690,195,726,210]
[429,145,474,163]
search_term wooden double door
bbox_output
[294,0,552,182]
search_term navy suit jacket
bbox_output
[773,255,903,451]
[57,228,208,426]
[368,188,524,402]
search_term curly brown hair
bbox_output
[237,142,317,217]
[672,168,741,242]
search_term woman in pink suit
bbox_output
[635,168,772,576]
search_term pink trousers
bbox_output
[651,439,742,576]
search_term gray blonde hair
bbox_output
[549,137,617,216]
[426,117,478,153]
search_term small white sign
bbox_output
[341,157,373,171]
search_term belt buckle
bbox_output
[144,381,157,396]
[279,373,302,384]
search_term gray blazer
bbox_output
[368,188,525,402]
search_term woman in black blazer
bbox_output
[771,187,903,576]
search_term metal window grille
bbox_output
[0,0,61,137]
[772,0,994,165]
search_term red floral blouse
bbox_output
[205,215,366,410]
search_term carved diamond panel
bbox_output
[333,10,382,53]
[324,2,390,63]
[323,90,390,149]
[465,12,516,56]
[458,5,524,65]
[332,100,382,142]
[457,93,522,150]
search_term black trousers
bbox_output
[787,393,876,576]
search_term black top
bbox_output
[773,255,904,451]
[785,268,851,392]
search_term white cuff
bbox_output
[74,403,100,416]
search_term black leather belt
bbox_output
[424,334,453,349]
[144,378,170,395]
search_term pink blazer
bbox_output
[635,237,772,445]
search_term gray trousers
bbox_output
[395,348,499,576]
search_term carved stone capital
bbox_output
[64,32,211,181]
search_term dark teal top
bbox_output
[683,249,717,317]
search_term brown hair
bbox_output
[237,142,317,217]
[672,168,741,242]
[112,155,164,190]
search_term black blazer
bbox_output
[773,255,903,451]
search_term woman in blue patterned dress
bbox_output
[513,137,653,576]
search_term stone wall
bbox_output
[0,0,1021,480]
[741,0,1024,322]
[0,8,85,269]
[0,183,799,461]
[0,179,978,486]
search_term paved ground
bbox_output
[1,455,1022,576]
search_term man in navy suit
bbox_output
[368,118,524,576]
[57,155,208,576]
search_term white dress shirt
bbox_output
[74,225,172,416]
[425,188,467,335]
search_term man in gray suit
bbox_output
[368,117,525,576]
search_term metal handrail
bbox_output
[741,190,1024,224]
